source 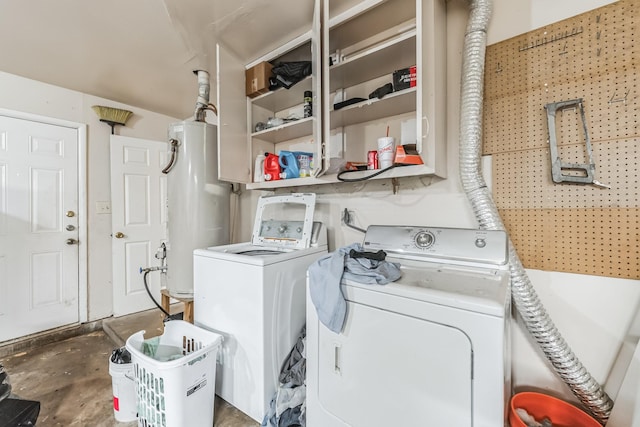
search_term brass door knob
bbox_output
[66,238,78,245]
[66,211,75,217]
[115,232,125,239]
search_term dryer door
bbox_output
[318,301,473,426]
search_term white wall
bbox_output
[237,0,639,406]
[0,70,178,321]
[488,0,618,45]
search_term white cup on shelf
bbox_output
[377,137,395,169]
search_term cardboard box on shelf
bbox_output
[246,62,273,98]
[393,66,417,91]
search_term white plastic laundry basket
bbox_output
[125,320,223,427]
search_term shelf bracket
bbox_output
[391,177,400,194]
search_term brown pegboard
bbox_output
[493,138,639,210]
[483,0,640,279]
[500,208,640,279]
[484,0,639,154]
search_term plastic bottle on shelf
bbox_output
[294,151,313,177]
[279,151,299,179]
[254,153,266,182]
[304,91,312,118]
[263,153,281,181]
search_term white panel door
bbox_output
[110,135,167,317]
[0,115,79,342]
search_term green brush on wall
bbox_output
[91,105,133,134]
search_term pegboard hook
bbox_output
[608,89,630,105]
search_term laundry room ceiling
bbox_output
[0,0,314,119]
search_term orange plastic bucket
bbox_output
[509,392,601,427]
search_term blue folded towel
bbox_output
[308,243,401,333]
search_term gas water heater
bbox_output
[161,70,230,298]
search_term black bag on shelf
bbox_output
[270,61,312,89]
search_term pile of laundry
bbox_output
[262,327,307,427]
[308,242,402,333]
[262,244,402,426]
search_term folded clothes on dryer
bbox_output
[308,243,401,333]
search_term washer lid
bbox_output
[194,241,327,266]
[234,249,288,256]
[251,193,316,250]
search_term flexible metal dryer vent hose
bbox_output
[458,0,613,424]
[193,69,218,121]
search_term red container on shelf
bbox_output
[264,153,281,181]
[367,150,378,170]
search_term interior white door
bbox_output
[0,115,79,342]
[110,135,167,317]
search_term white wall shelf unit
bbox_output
[251,117,315,143]
[330,87,416,129]
[329,29,417,92]
[217,1,322,186]
[246,163,434,190]
[251,76,313,112]
[218,0,446,190]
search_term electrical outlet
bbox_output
[95,201,111,214]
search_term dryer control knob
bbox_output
[475,238,487,248]
[278,225,288,234]
[414,231,435,249]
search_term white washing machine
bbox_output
[307,225,511,427]
[194,193,327,422]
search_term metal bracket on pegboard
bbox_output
[544,98,610,189]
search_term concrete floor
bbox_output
[0,309,259,426]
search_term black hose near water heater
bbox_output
[140,268,171,318]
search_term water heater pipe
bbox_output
[162,138,179,174]
[193,70,218,122]
[458,0,613,423]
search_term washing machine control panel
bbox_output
[363,225,508,266]
[259,220,306,244]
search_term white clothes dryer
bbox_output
[307,225,511,427]
[194,193,327,422]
